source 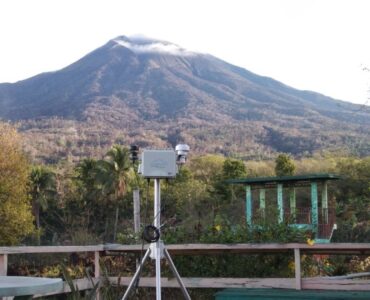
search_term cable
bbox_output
[142,225,160,243]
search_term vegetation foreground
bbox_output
[0,121,369,299]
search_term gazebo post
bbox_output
[322,181,328,223]
[246,185,252,226]
[311,182,319,237]
[289,187,296,221]
[277,184,284,223]
[259,188,266,219]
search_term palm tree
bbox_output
[97,145,131,242]
[29,166,56,233]
[76,158,97,183]
[75,158,100,231]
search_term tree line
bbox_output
[0,122,369,246]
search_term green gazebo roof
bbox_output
[227,173,340,187]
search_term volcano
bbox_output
[0,36,369,160]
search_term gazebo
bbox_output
[227,174,340,243]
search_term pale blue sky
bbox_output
[0,0,369,105]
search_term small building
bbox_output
[227,174,340,243]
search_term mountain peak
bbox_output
[111,35,196,56]
[1,35,369,159]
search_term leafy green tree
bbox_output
[76,159,99,191]
[223,158,247,179]
[52,162,97,245]
[162,167,209,240]
[208,158,247,225]
[275,153,296,176]
[0,123,34,245]
[214,158,247,200]
[189,154,225,188]
[97,145,132,242]
[74,158,102,235]
[332,157,370,242]
[29,165,56,232]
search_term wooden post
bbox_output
[94,251,101,300]
[259,188,266,219]
[294,248,301,290]
[133,189,140,234]
[0,254,7,275]
[246,185,252,226]
[277,184,284,223]
[322,181,328,224]
[311,182,319,237]
[94,251,100,278]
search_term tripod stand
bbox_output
[121,179,191,300]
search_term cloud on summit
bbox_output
[113,38,195,56]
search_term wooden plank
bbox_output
[0,243,369,256]
[109,277,296,289]
[329,272,370,279]
[104,243,370,255]
[0,245,104,255]
[302,278,370,291]
[110,277,370,291]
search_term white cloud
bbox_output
[113,38,196,56]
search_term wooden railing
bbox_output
[1,243,370,297]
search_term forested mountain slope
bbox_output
[0,36,369,161]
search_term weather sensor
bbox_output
[139,149,177,178]
[122,144,191,300]
[175,144,190,165]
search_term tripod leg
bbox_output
[121,248,151,300]
[163,249,191,300]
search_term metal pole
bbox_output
[133,189,141,270]
[154,179,161,300]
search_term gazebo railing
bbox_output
[253,207,336,240]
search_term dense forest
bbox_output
[0,121,369,299]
